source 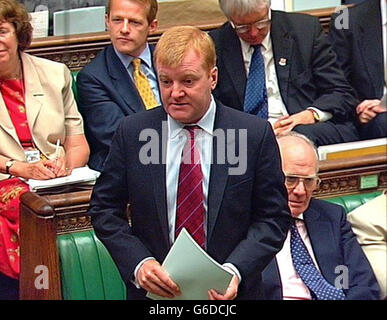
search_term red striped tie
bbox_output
[175,126,205,248]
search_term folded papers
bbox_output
[27,166,100,192]
[147,228,233,300]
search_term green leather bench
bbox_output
[57,230,126,300]
[55,191,382,300]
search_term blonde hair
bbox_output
[107,0,158,24]
[154,26,216,73]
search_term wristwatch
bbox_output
[308,109,320,122]
[5,159,16,175]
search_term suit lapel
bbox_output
[0,93,19,143]
[106,46,145,113]
[221,24,247,107]
[357,1,384,97]
[149,110,170,247]
[270,11,293,106]
[207,104,231,243]
[21,53,45,132]
[304,200,336,282]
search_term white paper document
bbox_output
[29,10,49,38]
[147,228,234,300]
[27,166,101,192]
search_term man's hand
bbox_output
[137,260,181,299]
[208,275,239,300]
[356,99,385,124]
[273,110,315,136]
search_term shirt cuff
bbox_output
[307,107,333,122]
[222,263,242,284]
[132,257,156,289]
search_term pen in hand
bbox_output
[54,139,60,164]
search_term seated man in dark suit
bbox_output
[210,0,360,146]
[261,132,380,300]
[77,0,160,172]
[330,0,386,140]
[89,25,291,300]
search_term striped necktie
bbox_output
[175,126,205,249]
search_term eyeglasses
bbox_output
[284,174,321,191]
[230,19,271,34]
[0,29,14,39]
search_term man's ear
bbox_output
[148,19,158,34]
[105,14,110,31]
[210,66,218,90]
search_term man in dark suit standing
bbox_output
[330,0,386,140]
[77,0,160,172]
[89,26,291,300]
[261,132,380,300]
[210,0,360,146]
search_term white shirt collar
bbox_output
[113,43,152,69]
[168,96,216,139]
[381,0,386,26]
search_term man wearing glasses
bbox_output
[210,0,359,146]
[260,132,380,300]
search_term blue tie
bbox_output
[290,221,346,300]
[244,45,268,119]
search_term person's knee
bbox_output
[359,113,387,140]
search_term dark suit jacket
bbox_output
[209,10,359,143]
[262,199,380,300]
[77,44,158,171]
[90,102,291,299]
[330,0,384,101]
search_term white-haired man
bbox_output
[210,0,360,146]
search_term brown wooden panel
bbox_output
[19,192,61,300]
[25,7,339,71]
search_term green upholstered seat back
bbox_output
[71,71,79,103]
[57,230,126,300]
[323,191,383,213]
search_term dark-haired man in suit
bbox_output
[210,0,360,146]
[77,0,160,171]
[330,0,386,140]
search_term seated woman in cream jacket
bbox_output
[348,191,387,299]
[0,0,89,299]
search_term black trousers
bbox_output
[294,121,359,147]
[0,272,19,300]
[358,112,387,140]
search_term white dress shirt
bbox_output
[276,216,321,300]
[133,96,241,286]
[166,97,215,244]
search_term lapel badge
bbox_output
[279,58,287,66]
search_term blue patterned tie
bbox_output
[244,45,268,119]
[290,221,346,300]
